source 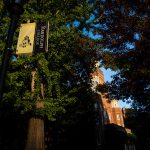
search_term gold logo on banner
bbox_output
[16,23,36,55]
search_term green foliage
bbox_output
[127,133,137,144]
[0,1,100,149]
[0,0,100,122]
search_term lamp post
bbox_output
[0,0,27,101]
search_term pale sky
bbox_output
[101,67,131,108]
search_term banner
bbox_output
[34,21,49,53]
[16,23,36,55]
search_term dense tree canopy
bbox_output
[96,0,150,111]
[0,0,100,149]
[2,0,150,149]
[0,0,100,120]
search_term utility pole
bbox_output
[25,21,49,150]
[0,0,28,101]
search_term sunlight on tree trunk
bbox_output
[26,71,45,150]
[25,116,45,150]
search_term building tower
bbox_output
[91,64,136,150]
[91,63,125,127]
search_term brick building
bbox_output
[92,63,125,127]
[92,63,136,150]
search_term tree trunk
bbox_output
[25,71,45,150]
[25,117,45,150]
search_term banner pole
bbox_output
[0,15,20,101]
[0,1,25,101]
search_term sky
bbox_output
[101,67,131,108]
[86,18,131,108]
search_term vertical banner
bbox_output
[34,21,49,53]
[16,23,36,55]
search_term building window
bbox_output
[91,80,98,91]
[108,113,111,121]
[116,114,120,120]
[120,115,123,121]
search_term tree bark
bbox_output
[25,71,45,150]
[25,117,45,150]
